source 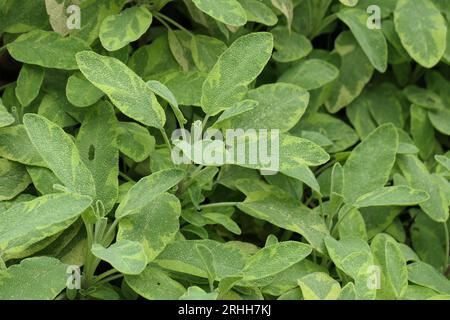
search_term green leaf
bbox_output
[117,122,155,162]
[298,272,341,300]
[342,124,398,204]
[239,0,278,26]
[325,32,374,113]
[271,26,312,63]
[219,83,309,132]
[0,105,14,128]
[354,186,430,208]
[125,266,186,300]
[201,32,273,116]
[154,70,206,107]
[271,0,294,31]
[337,8,388,72]
[213,100,258,128]
[411,209,447,270]
[0,0,50,33]
[242,241,312,280]
[115,169,185,219]
[324,236,376,299]
[100,6,152,51]
[155,240,247,280]
[196,244,216,288]
[168,29,191,72]
[279,59,339,90]
[397,155,449,222]
[146,80,187,126]
[0,158,31,201]
[191,35,228,73]
[23,113,96,197]
[238,190,329,253]
[385,240,408,299]
[0,125,46,167]
[15,64,44,107]
[394,0,448,68]
[76,51,166,129]
[435,155,450,172]
[66,73,104,107]
[340,0,358,6]
[7,30,91,70]
[118,193,181,262]
[0,193,92,260]
[408,261,450,295]
[191,0,247,26]
[293,112,359,153]
[91,240,147,275]
[410,104,436,159]
[76,101,119,213]
[0,257,67,300]
[180,286,218,300]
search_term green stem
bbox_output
[95,269,119,283]
[0,82,13,91]
[119,171,134,182]
[153,11,194,37]
[198,202,240,210]
[314,159,336,177]
[153,13,171,30]
[444,222,449,273]
[103,219,119,247]
[160,129,172,152]
[95,274,124,286]
[202,115,210,130]
[82,218,95,287]
[330,205,352,237]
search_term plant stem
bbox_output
[153,11,194,37]
[160,128,172,152]
[330,205,352,237]
[198,202,240,210]
[202,115,210,130]
[153,13,171,30]
[444,222,449,273]
[119,171,134,182]
[95,274,124,286]
[95,269,119,282]
[103,219,119,246]
[82,218,95,287]
[0,82,13,91]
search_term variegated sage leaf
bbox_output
[201,32,273,116]
[394,0,448,68]
[76,51,166,129]
[23,113,96,197]
[0,257,67,300]
[342,124,398,204]
[15,64,44,107]
[91,240,147,275]
[7,30,91,70]
[115,169,185,219]
[100,6,152,51]
[0,193,92,260]
[242,241,312,280]
[118,193,181,263]
[338,8,388,72]
[0,159,31,201]
[191,0,247,26]
[298,272,342,300]
[76,101,119,213]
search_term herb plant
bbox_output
[0,0,450,301]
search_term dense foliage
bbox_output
[0,0,450,300]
